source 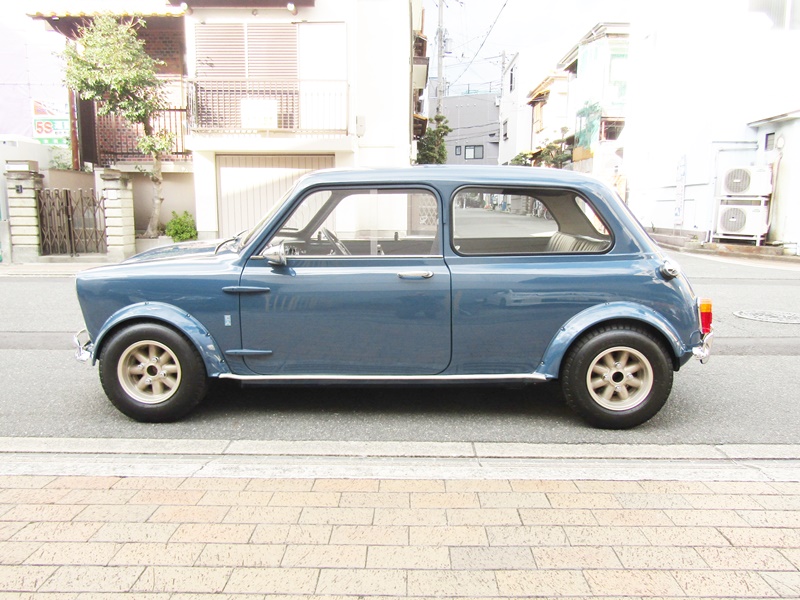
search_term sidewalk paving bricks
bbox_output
[1,469,800,598]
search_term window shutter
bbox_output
[195,23,246,78]
[246,23,298,79]
[195,23,297,80]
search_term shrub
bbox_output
[165,211,198,242]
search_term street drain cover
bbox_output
[734,310,800,324]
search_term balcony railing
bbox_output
[95,108,190,166]
[187,78,348,134]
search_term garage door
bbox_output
[216,155,334,238]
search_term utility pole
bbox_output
[436,0,445,114]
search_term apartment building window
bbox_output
[600,118,625,141]
[465,145,484,160]
[532,101,544,133]
[455,146,462,156]
[766,132,776,151]
[509,67,516,92]
[502,120,509,140]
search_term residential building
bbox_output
[621,0,800,249]
[524,71,570,164]
[497,52,534,165]
[30,1,199,233]
[558,22,629,183]
[441,93,499,165]
[29,0,424,242]
[528,72,569,148]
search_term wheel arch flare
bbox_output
[89,302,230,377]
[536,302,689,379]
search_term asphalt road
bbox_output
[1,250,799,444]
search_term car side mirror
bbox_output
[263,241,287,266]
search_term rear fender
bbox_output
[536,302,687,379]
[90,302,229,377]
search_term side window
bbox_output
[271,188,439,257]
[451,187,612,255]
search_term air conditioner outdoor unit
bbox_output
[719,166,772,197]
[716,199,769,237]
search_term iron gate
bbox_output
[37,188,107,256]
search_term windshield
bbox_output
[237,183,299,249]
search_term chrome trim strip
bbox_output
[288,254,445,260]
[219,372,549,383]
[224,349,274,357]
[222,286,271,294]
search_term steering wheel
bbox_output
[321,227,351,255]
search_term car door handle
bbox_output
[397,271,434,279]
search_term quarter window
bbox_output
[451,187,612,255]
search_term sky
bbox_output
[422,0,635,95]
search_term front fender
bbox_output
[90,302,230,377]
[536,302,688,379]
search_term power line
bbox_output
[449,0,509,86]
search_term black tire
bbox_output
[560,324,673,429]
[98,323,209,422]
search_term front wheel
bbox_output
[98,323,208,422]
[561,325,673,429]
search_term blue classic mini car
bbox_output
[75,166,712,428]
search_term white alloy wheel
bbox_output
[586,346,653,411]
[117,339,182,405]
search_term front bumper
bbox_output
[74,329,94,363]
[692,328,713,364]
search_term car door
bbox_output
[447,186,614,374]
[237,186,452,376]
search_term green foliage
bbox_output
[137,131,175,156]
[511,128,573,170]
[62,14,165,126]
[511,151,536,166]
[62,14,173,238]
[538,127,573,169]
[576,102,602,149]
[416,114,453,164]
[164,211,198,242]
[49,145,73,170]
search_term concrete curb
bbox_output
[2,439,800,481]
[3,438,800,460]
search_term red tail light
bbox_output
[699,298,713,335]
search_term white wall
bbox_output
[622,1,798,239]
[756,119,800,248]
[354,0,413,166]
[498,54,536,164]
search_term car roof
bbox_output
[296,165,604,189]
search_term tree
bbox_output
[537,127,573,169]
[510,151,536,166]
[510,128,573,169]
[63,14,174,238]
[416,114,452,164]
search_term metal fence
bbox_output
[37,188,106,256]
[188,78,348,134]
[95,108,190,166]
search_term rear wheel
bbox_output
[561,325,673,429]
[99,323,208,422]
